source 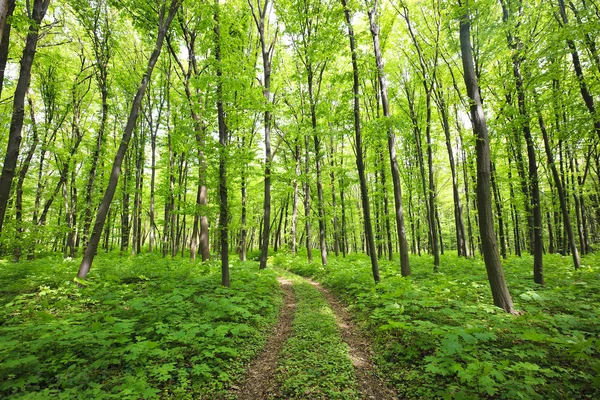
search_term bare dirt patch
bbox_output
[308,279,399,400]
[234,278,296,400]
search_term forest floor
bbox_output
[1,252,598,399]
[233,271,397,399]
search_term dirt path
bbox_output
[307,279,398,400]
[234,277,296,400]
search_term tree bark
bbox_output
[368,1,410,275]
[249,0,275,270]
[14,97,39,261]
[77,0,181,278]
[0,0,15,99]
[501,0,543,283]
[459,10,515,313]
[0,0,50,236]
[308,68,328,265]
[214,0,229,287]
[435,83,467,257]
[341,0,379,282]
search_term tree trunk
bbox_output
[436,85,467,257]
[0,0,15,99]
[367,2,410,275]
[342,0,379,282]
[214,0,229,287]
[0,0,50,236]
[308,68,328,265]
[77,0,181,278]
[249,0,275,270]
[329,137,340,257]
[13,97,39,261]
[491,162,507,259]
[291,142,300,254]
[304,130,313,261]
[501,0,543,283]
[557,0,600,141]
[459,11,515,313]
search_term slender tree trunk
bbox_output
[83,84,109,250]
[121,154,131,252]
[77,0,181,278]
[342,0,379,282]
[149,120,157,253]
[308,69,328,265]
[0,0,50,236]
[14,98,39,261]
[501,0,543,283]
[459,11,515,313]
[491,162,507,259]
[329,137,340,257]
[0,0,15,99]
[437,87,467,257]
[239,147,248,260]
[214,1,229,286]
[249,0,275,270]
[367,2,410,275]
[339,153,348,257]
[508,160,522,256]
[291,142,300,254]
[304,130,313,261]
[557,0,600,141]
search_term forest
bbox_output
[0,0,599,398]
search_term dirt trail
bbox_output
[308,279,399,400]
[234,277,296,400]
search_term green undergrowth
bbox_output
[0,253,282,399]
[276,252,600,399]
[275,271,359,399]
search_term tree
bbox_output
[214,0,230,287]
[366,0,410,276]
[341,0,379,282]
[248,0,277,270]
[77,0,181,279]
[459,2,515,313]
[0,0,51,236]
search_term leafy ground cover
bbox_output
[275,271,359,399]
[0,254,282,399]
[276,252,600,399]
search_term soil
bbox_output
[234,278,296,400]
[308,279,399,400]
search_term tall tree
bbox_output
[366,0,410,276]
[0,0,51,236]
[341,0,379,282]
[0,0,15,99]
[459,3,515,313]
[501,0,543,284]
[214,0,229,287]
[77,0,181,279]
[249,0,277,270]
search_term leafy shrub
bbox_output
[281,252,600,399]
[0,253,282,399]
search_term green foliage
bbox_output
[276,272,359,399]
[277,252,600,399]
[0,254,282,399]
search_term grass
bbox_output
[275,271,359,399]
[276,251,600,399]
[0,253,282,399]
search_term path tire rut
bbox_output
[308,279,399,400]
[234,277,296,400]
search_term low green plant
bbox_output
[277,252,600,399]
[0,253,282,399]
[276,272,359,399]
